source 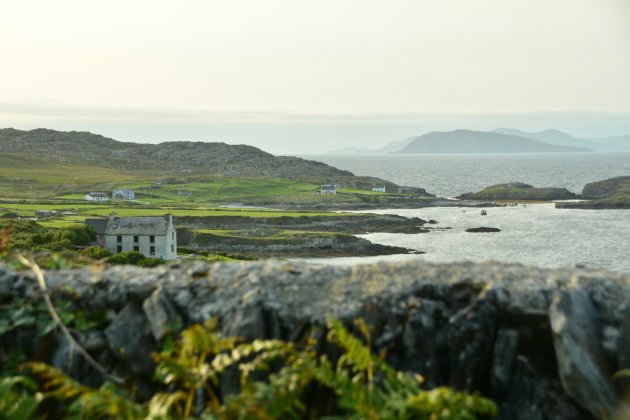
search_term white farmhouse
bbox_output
[372,185,386,193]
[103,214,177,260]
[113,189,135,200]
[320,184,337,195]
[84,192,109,201]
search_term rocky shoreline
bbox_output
[174,213,432,257]
[1,260,629,418]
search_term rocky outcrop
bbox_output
[581,176,630,199]
[556,176,630,209]
[181,230,418,257]
[549,288,619,417]
[174,213,430,235]
[466,227,501,233]
[458,182,576,201]
[1,260,630,418]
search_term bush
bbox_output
[106,251,147,265]
[80,246,112,260]
[136,257,163,267]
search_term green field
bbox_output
[0,202,355,229]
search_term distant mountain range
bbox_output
[328,128,630,154]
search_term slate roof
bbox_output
[104,216,170,236]
[85,218,109,235]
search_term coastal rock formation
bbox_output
[555,176,630,209]
[581,176,630,199]
[1,260,630,418]
[457,182,576,201]
[465,227,501,233]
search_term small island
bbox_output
[556,176,630,209]
[457,182,575,201]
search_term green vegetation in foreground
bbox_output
[0,306,497,419]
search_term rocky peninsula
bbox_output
[174,213,431,257]
[457,182,576,201]
[1,260,629,418]
[556,176,630,209]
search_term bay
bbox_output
[297,153,630,272]
[303,152,630,197]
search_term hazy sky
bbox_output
[1,0,629,154]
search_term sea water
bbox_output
[298,153,630,272]
[304,152,630,197]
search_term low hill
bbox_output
[492,128,630,152]
[0,128,354,180]
[457,182,576,201]
[396,130,592,154]
[556,176,630,209]
[581,176,630,198]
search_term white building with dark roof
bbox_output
[112,189,135,200]
[103,214,177,260]
[372,185,386,193]
[84,192,109,201]
[320,184,336,195]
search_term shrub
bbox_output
[136,257,163,267]
[106,251,147,265]
[80,246,112,260]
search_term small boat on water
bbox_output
[481,209,487,216]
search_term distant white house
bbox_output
[320,184,337,195]
[113,189,135,200]
[84,192,109,201]
[372,185,386,193]
[34,210,55,218]
[101,213,177,260]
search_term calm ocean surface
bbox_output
[304,152,630,197]
[298,153,630,272]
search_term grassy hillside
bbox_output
[0,128,434,205]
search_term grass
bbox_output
[0,153,141,199]
[1,202,354,225]
[196,228,351,239]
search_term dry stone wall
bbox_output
[1,260,629,418]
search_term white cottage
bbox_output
[103,214,177,260]
[84,192,109,201]
[113,189,135,200]
[320,184,337,195]
[372,185,386,193]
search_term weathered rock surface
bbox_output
[549,287,619,417]
[2,260,630,418]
